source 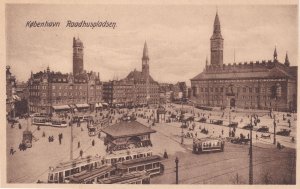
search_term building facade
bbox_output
[28,37,102,113]
[6,66,17,117]
[190,12,297,112]
[103,42,160,106]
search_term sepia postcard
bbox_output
[1,0,299,188]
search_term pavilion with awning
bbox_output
[102,120,156,153]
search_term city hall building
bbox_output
[190,12,297,112]
[28,37,102,113]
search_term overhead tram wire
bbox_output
[178,155,283,184]
[189,158,283,184]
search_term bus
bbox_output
[88,118,109,136]
[193,137,225,154]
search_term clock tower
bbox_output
[210,11,223,66]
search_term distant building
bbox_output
[190,12,297,112]
[28,37,102,113]
[103,42,160,106]
[158,82,188,103]
[102,80,134,107]
[6,66,17,117]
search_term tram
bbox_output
[116,155,163,177]
[193,137,225,154]
[51,119,68,128]
[32,116,52,126]
[48,148,153,183]
[98,171,150,184]
[68,155,161,184]
[88,118,109,136]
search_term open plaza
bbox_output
[6,103,296,184]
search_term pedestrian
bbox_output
[19,123,22,129]
[256,134,258,140]
[98,132,101,139]
[92,139,95,146]
[42,131,45,137]
[80,150,83,157]
[78,141,80,148]
[222,129,224,135]
[10,147,14,155]
[247,133,249,139]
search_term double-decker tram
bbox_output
[193,137,225,154]
[32,116,52,126]
[88,118,109,136]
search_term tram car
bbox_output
[48,149,154,183]
[22,130,33,148]
[116,155,163,177]
[51,119,67,128]
[88,118,109,136]
[193,137,225,154]
[98,171,150,184]
[68,155,161,184]
[32,116,52,126]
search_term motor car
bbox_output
[276,129,291,136]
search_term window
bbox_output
[220,87,223,92]
[243,87,246,92]
[255,87,259,93]
[249,88,252,93]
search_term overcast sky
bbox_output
[6,4,298,85]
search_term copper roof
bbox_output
[191,64,295,81]
[101,121,156,138]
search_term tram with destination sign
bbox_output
[193,137,225,154]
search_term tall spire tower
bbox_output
[73,37,84,76]
[142,41,150,103]
[210,11,224,66]
[142,41,149,76]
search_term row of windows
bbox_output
[51,85,101,90]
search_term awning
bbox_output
[52,105,70,110]
[102,103,109,106]
[75,103,90,108]
[95,103,103,108]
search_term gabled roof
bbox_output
[125,70,157,84]
[101,121,156,138]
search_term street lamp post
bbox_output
[273,115,276,145]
